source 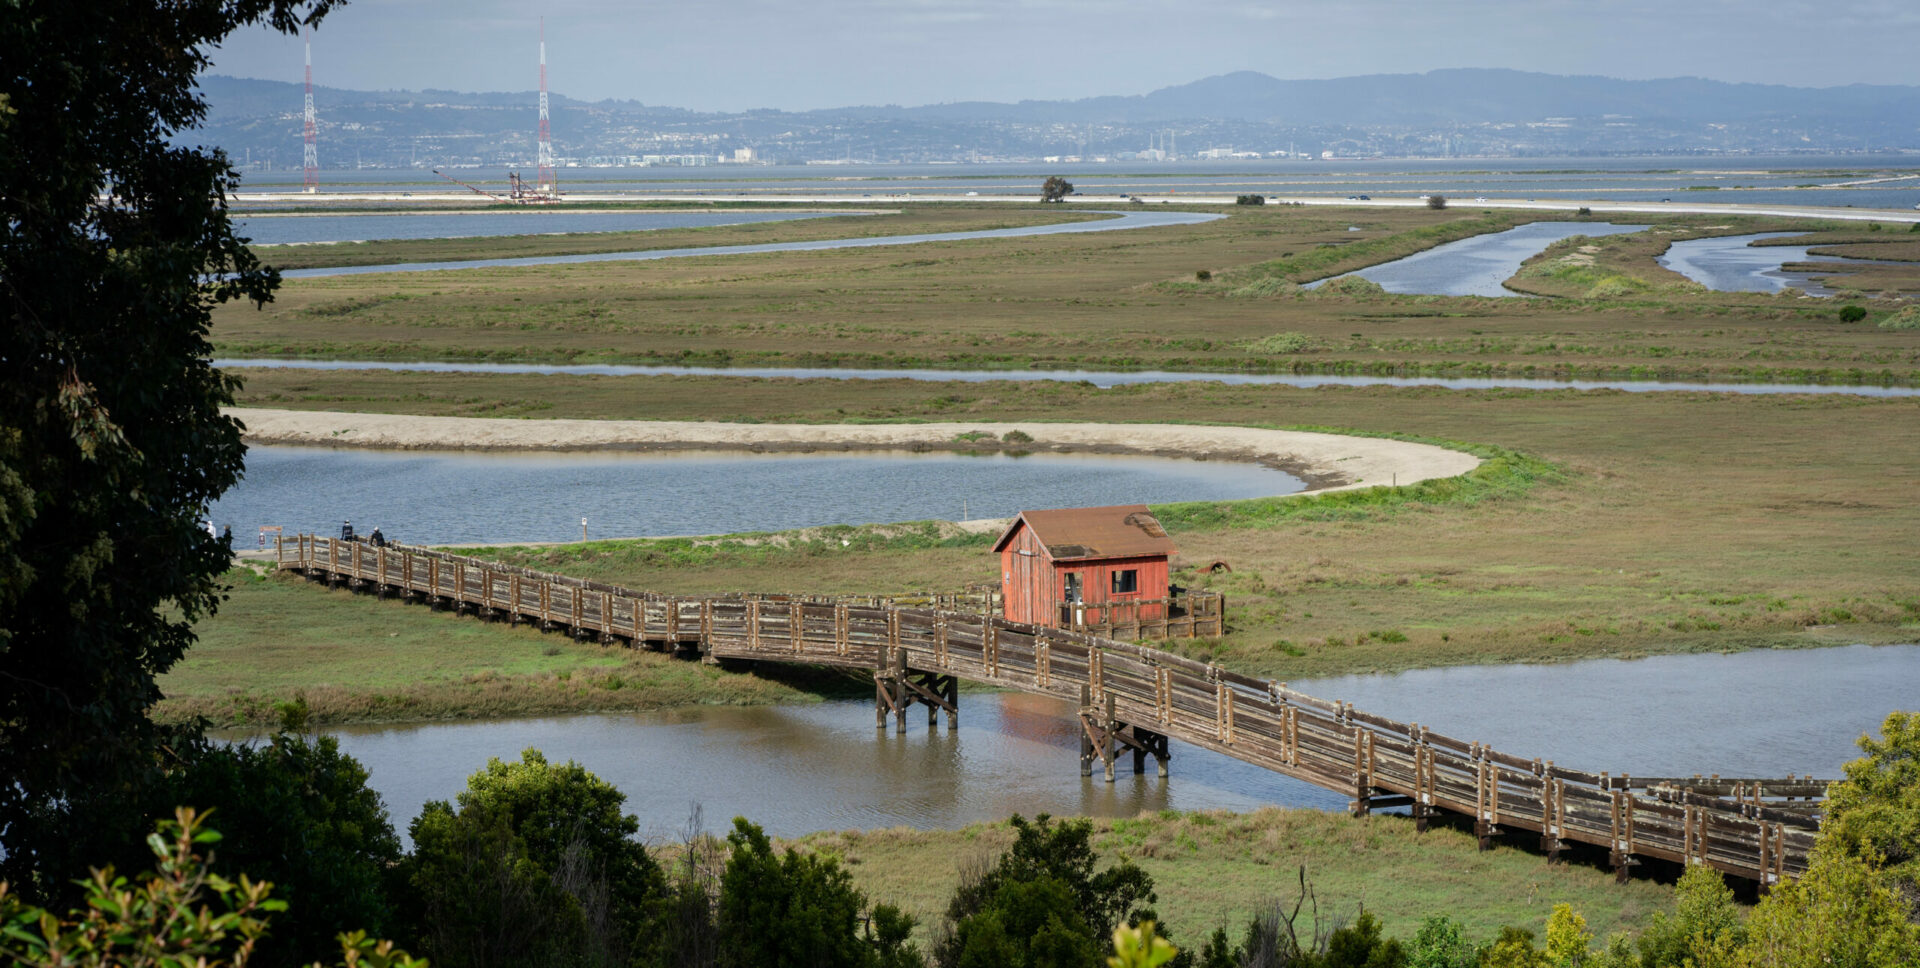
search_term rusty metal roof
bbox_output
[991,504,1175,561]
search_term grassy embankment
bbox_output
[1502,222,1920,302]
[788,809,1674,948]
[161,562,868,725]
[245,205,1109,270]
[175,381,1920,726]
[213,205,1920,384]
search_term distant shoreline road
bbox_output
[231,190,1920,223]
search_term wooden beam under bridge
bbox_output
[275,535,1833,888]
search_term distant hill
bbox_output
[897,69,1920,127]
[190,69,1920,169]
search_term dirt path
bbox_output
[230,408,1481,497]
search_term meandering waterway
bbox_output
[212,445,1300,545]
[237,209,847,246]
[1304,222,1648,296]
[1657,232,1908,296]
[277,210,1217,278]
[279,644,1918,841]
[217,358,1920,396]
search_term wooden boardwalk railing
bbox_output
[277,534,1827,886]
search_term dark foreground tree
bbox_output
[935,814,1162,968]
[0,0,339,892]
[157,730,404,968]
[0,808,422,968]
[402,749,669,968]
[1041,176,1074,202]
[716,818,921,968]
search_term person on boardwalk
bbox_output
[369,526,386,548]
[220,525,232,547]
[341,519,355,542]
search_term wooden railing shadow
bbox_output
[277,534,1827,887]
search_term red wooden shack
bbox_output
[993,504,1175,628]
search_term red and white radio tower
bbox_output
[536,19,556,195]
[302,28,318,192]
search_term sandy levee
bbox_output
[230,408,1481,496]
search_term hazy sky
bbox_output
[208,0,1920,112]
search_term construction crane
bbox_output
[431,168,510,202]
[430,169,559,204]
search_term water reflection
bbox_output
[212,445,1300,545]
[219,358,1920,396]
[1658,232,1896,296]
[267,644,1915,841]
[1304,222,1648,297]
[278,210,1219,278]
[237,210,843,246]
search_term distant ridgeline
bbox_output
[192,68,1920,170]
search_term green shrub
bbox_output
[1235,194,1266,206]
[1878,306,1920,331]
[1586,275,1650,298]
[1311,275,1387,297]
[1000,429,1034,444]
[1246,331,1315,354]
[1229,277,1303,298]
[1426,194,1448,210]
[1194,269,1212,282]
[1576,206,1592,217]
[1840,305,1869,322]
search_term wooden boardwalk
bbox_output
[277,535,1828,886]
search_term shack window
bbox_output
[1064,573,1083,604]
[1111,569,1138,595]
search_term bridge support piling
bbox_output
[1079,688,1168,782]
[874,651,957,733]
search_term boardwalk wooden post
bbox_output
[1079,684,1095,776]
[270,534,1830,889]
[894,648,909,732]
[875,647,890,730]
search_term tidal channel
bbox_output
[213,445,1301,545]
[282,644,1918,842]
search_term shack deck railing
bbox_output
[1059,593,1224,640]
[277,534,1827,886]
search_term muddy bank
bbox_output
[229,409,1482,496]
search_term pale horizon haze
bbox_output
[207,0,1920,112]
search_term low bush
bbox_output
[1879,306,1920,330]
[1235,194,1266,206]
[1229,277,1304,298]
[1839,305,1868,323]
[1311,275,1387,297]
[1246,331,1315,354]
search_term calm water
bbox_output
[236,210,845,246]
[1657,232,1906,296]
[218,358,1920,396]
[1306,222,1648,296]
[211,445,1300,545]
[279,209,1216,278]
[234,157,1920,211]
[280,645,1918,840]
